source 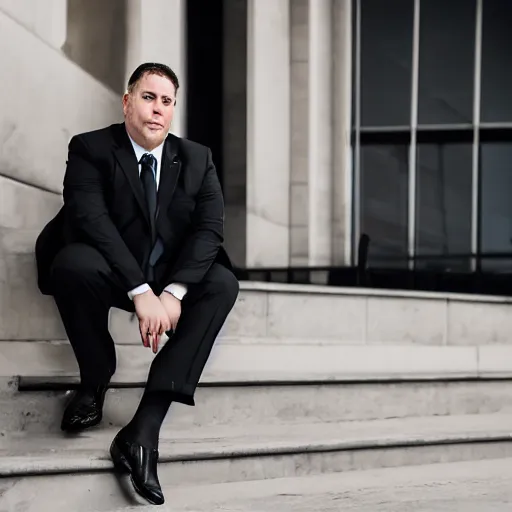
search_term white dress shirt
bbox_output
[126,132,187,301]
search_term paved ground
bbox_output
[146,457,512,512]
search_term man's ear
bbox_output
[122,93,131,115]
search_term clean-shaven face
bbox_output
[123,72,176,151]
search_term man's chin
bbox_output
[143,130,166,146]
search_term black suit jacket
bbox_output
[35,123,231,295]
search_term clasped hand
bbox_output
[133,289,181,354]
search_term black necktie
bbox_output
[140,153,157,279]
[140,153,157,241]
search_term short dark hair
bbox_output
[127,62,179,96]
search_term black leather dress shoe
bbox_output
[61,385,107,432]
[110,433,164,505]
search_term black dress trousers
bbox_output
[50,242,239,405]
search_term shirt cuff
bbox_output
[163,283,188,301]
[127,283,151,300]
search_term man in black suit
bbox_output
[35,62,239,505]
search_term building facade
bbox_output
[1,0,511,289]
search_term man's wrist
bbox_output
[162,283,188,301]
[128,283,151,300]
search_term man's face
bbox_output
[123,72,176,150]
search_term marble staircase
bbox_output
[2,283,512,510]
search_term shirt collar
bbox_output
[126,129,165,165]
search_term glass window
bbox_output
[360,0,414,127]
[417,0,476,125]
[480,142,512,272]
[415,143,473,271]
[360,144,409,266]
[481,0,512,123]
[352,0,512,286]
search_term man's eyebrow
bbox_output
[141,90,174,100]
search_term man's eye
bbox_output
[142,95,152,100]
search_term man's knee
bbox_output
[50,244,107,291]
[205,264,239,307]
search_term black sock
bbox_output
[121,391,172,449]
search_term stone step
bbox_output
[98,457,512,512]
[4,274,512,345]
[3,339,512,384]
[112,282,512,345]
[1,415,512,511]
[5,377,512,434]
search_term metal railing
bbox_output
[233,234,512,297]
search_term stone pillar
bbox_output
[308,0,333,265]
[246,0,291,267]
[125,0,186,136]
[289,0,309,266]
[290,0,335,267]
[332,0,353,265]
[289,0,353,267]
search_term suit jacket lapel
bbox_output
[112,124,150,226]
[157,134,182,219]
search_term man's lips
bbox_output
[146,121,163,129]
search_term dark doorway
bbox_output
[185,0,224,188]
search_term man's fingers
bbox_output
[150,316,159,352]
[149,318,159,337]
[139,320,150,347]
[151,332,160,354]
[148,330,158,352]
[141,318,160,349]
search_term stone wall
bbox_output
[63,0,128,94]
[0,9,122,340]
[0,0,67,48]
